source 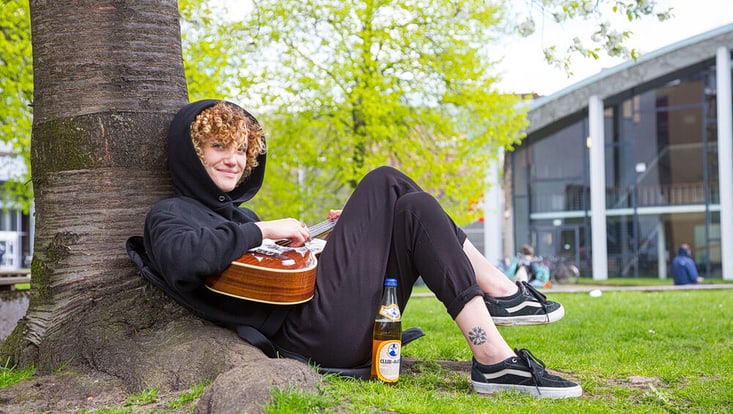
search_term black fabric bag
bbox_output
[126,236,211,321]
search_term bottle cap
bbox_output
[384,278,398,287]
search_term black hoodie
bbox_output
[127,100,288,335]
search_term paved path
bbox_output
[412,282,733,297]
[543,282,733,293]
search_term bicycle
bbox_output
[545,255,580,284]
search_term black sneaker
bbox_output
[485,281,564,326]
[471,348,582,398]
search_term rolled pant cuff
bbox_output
[446,283,483,320]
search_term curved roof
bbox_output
[527,22,733,135]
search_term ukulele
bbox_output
[205,219,337,304]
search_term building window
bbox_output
[529,122,588,213]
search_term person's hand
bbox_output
[255,218,311,246]
[327,209,342,220]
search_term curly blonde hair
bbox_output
[190,101,265,184]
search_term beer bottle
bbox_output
[371,277,402,383]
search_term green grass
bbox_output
[74,383,208,414]
[165,381,208,410]
[0,358,34,388]
[2,289,731,412]
[266,289,733,413]
[76,388,160,414]
[12,283,30,290]
[411,277,733,294]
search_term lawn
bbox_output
[2,286,731,413]
[268,288,733,413]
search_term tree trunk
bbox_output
[0,1,321,411]
[15,0,188,372]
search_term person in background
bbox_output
[516,244,538,282]
[671,243,703,285]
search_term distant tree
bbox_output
[179,0,241,99]
[513,0,673,73]
[177,0,672,225]
[0,0,33,211]
[182,0,528,226]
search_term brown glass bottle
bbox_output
[371,278,402,382]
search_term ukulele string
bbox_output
[309,219,336,236]
[274,219,336,247]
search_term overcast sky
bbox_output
[494,0,733,96]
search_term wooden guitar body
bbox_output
[205,245,318,304]
[205,219,335,304]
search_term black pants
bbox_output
[271,167,483,368]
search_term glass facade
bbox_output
[512,63,726,279]
[0,207,32,269]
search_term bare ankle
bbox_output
[474,350,515,366]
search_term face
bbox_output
[201,141,248,192]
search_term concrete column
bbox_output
[483,154,503,263]
[717,47,733,280]
[657,220,667,279]
[589,95,609,280]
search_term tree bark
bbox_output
[15,0,187,372]
[0,1,321,411]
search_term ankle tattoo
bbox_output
[468,326,487,345]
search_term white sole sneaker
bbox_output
[491,304,565,326]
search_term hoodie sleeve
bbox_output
[143,198,263,292]
[683,258,700,283]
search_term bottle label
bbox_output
[378,304,401,321]
[373,339,401,382]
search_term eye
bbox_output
[211,142,224,149]
[237,145,247,154]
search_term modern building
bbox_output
[497,23,733,281]
[0,141,33,270]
